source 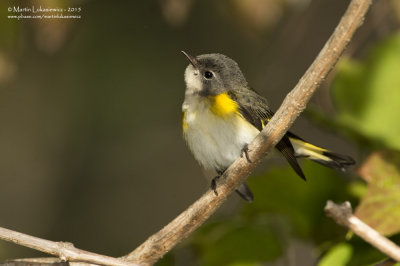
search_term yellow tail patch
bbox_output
[290,138,330,161]
[210,92,239,117]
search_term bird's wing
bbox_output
[229,88,306,180]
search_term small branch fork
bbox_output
[0,0,373,265]
[325,201,400,262]
[0,227,139,266]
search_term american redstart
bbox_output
[181,52,355,202]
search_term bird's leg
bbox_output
[241,144,252,163]
[211,169,226,196]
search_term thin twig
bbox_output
[124,0,373,264]
[325,201,400,262]
[0,227,140,266]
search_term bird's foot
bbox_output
[211,175,220,196]
[241,144,252,163]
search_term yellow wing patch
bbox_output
[210,92,239,117]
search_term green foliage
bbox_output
[355,150,400,236]
[318,242,353,266]
[244,161,349,239]
[193,218,281,266]
[331,31,400,150]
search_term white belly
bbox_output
[183,100,259,172]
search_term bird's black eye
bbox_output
[204,71,213,79]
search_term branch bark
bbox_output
[0,227,139,266]
[124,0,373,264]
[325,201,400,262]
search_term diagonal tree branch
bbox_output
[0,227,139,266]
[124,0,373,264]
[325,201,400,262]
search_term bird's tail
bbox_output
[288,134,355,171]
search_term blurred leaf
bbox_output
[195,218,281,266]
[318,242,353,266]
[160,0,193,27]
[331,31,400,149]
[346,180,367,199]
[231,0,283,32]
[355,150,400,236]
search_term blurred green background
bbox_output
[0,0,400,265]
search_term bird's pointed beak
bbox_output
[181,51,199,69]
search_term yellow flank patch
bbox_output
[210,92,239,117]
[261,118,270,128]
[182,111,188,131]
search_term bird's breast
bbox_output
[182,94,259,170]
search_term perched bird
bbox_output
[181,52,355,202]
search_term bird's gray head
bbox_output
[182,52,248,96]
